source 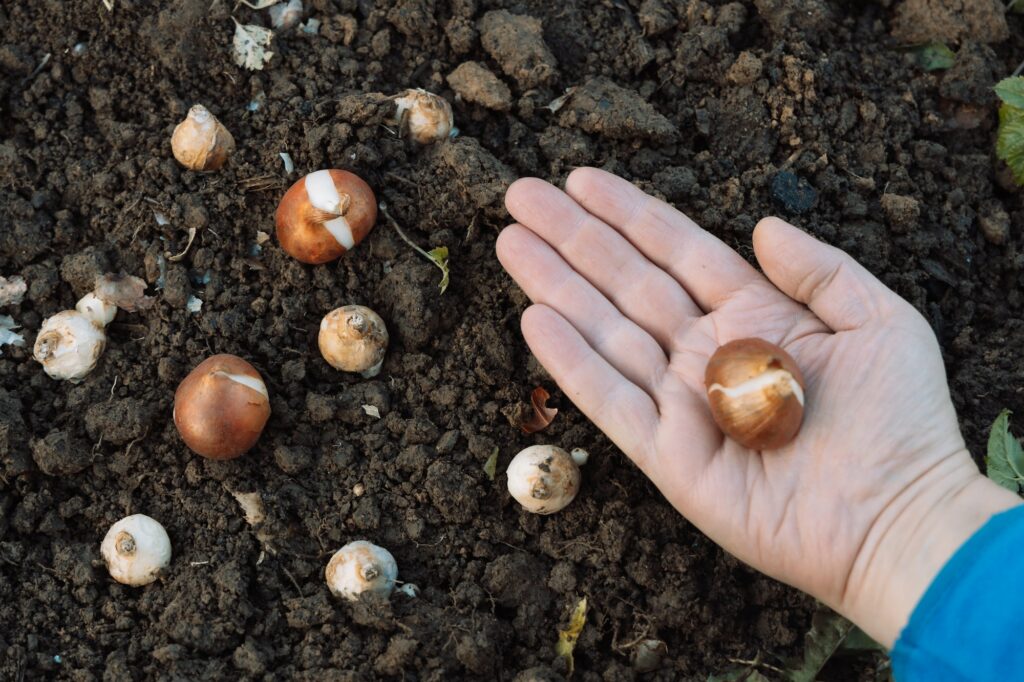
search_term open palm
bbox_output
[497,168,982,640]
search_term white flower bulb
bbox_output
[507,445,582,514]
[33,310,107,382]
[100,514,172,586]
[325,541,398,601]
[393,89,454,144]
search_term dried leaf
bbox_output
[483,448,498,480]
[94,274,155,312]
[520,386,558,434]
[555,597,588,675]
[782,607,855,682]
[0,276,27,306]
[232,19,274,71]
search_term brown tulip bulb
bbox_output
[704,338,805,450]
[318,305,388,378]
[173,354,270,459]
[275,169,377,264]
[171,105,235,171]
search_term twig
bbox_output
[381,204,435,262]
[281,565,304,597]
[21,53,51,86]
[380,204,451,293]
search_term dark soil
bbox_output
[1,0,1022,679]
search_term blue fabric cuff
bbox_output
[891,504,1024,681]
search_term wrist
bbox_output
[838,452,1021,648]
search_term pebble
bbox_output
[880,193,921,233]
[771,171,817,214]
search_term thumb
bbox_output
[752,217,898,331]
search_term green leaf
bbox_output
[555,597,588,675]
[996,77,1024,110]
[1010,0,1024,12]
[985,409,1024,493]
[783,607,856,682]
[913,42,955,72]
[426,246,451,294]
[483,448,498,481]
[997,105,1024,187]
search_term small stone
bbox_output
[978,200,1010,245]
[880,193,921,233]
[447,61,513,111]
[632,639,667,673]
[726,51,763,85]
[770,171,817,214]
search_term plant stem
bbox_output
[380,204,434,262]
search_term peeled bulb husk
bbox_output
[507,445,583,514]
[270,0,303,29]
[34,290,120,382]
[394,89,454,144]
[171,105,235,171]
[325,540,398,601]
[318,305,388,377]
[704,337,806,450]
[100,514,172,586]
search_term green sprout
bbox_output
[381,205,451,294]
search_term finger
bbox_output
[505,177,702,347]
[752,217,899,331]
[521,304,658,464]
[497,224,668,394]
[564,167,763,312]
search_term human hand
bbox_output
[496,168,1020,647]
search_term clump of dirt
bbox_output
[2,0,1024,679]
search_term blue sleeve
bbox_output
[891,504,1024,681]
